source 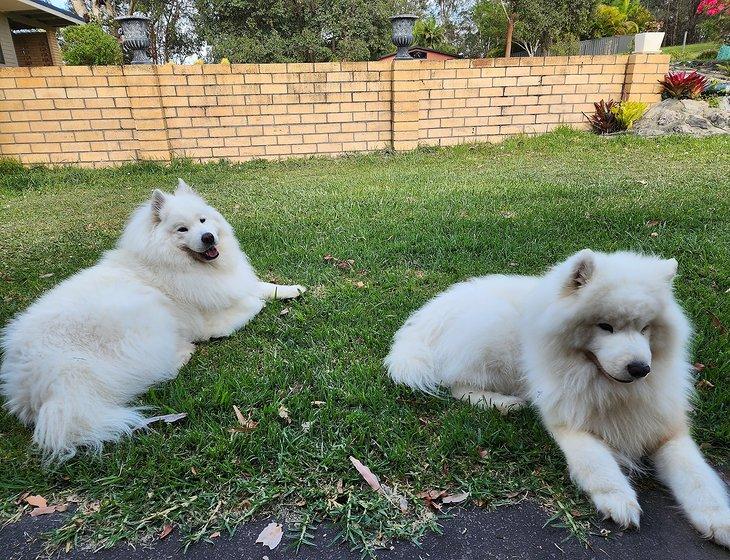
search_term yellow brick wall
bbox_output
[0,54,669,167]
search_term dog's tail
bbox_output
[384,318,440,395]
[33,394,144,462]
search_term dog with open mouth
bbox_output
[385,249,730,547]
[1,179,306,460]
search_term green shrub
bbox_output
[697,48,719,60]
[612,100,647,129]
[61,24,122,66]
[550,33,580,56]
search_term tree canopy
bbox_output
[194,0,397,63]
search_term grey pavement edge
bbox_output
[3,485,729,560]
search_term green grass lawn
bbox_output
[1,129,729,555]
[662,41,720,62]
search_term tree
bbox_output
[194,0,397,63]
[461,0,505,58]
[496,0,597,57]
[414,16,445,49]
[643,0,702,44]
[66,0,200,62]
[134,0,200,63]
[590,0,656,38]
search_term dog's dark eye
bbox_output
[177,227,188,232]
[641,325,650,334]
[598,323,614,333]
[200,218,206,223]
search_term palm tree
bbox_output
[413,17,446,50]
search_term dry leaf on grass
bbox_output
[256,522,283,550]
[24,495,47,508]
[30,504,68,517]
[645,219,660,227]
[349,456,381,492]
[230,405,259,433]
[693,362,706,372]
[140,412,187,428]
[323,254,356,271]
[350,457,408,512]
[279,307,290,316]
[278,405,291,424]
[210,531,221,539]
[159,524,173,540]
[311,400,326,407]
[442,491,469,504]
[233,405,246,426]
[696,379,715,390]
[708,311,727,335]
[417,489,468,509]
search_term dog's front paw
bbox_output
[593,490,642,529]
[286,285,307,299]
[694,511,730,548]
[711,523,730,549]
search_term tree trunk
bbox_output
[504,15,514,58]
[69,0,88,19]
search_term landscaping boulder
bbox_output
[632,98,730,137]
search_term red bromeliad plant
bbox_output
[584,100,620,134]
[659,71,709,99]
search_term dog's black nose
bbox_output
[626,361,650,378]
[201,232,215,245]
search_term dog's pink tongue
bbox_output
[205,247,219,258]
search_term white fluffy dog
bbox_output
[1,179,305,460]
[386,249,729,546]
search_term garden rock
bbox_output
[633,98,730,137]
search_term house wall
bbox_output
[0,54,669,167]
[13,30,54,66]
[0,13,19,67]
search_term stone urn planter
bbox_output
[391,14,418,60]
[116,14,152,64]
[634,31,665,54]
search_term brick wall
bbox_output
[12,31,54,67]
[0,53,669,167]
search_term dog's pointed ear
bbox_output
[660,258,678,282]
[150,189,166,223]
[175,178,196,196]
[565,249,595,294]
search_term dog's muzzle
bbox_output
[584,351,634,384]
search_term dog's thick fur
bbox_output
[386,249,730,546]
[0,179,305,460]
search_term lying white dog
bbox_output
[1,179,305,460]
[386,249,729,547]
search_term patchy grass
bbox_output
[1,129,728,555]
[662,41,720,62]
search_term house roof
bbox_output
[0,0,83,27]
[378,46,460,60]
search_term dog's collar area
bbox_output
[584,350,634,384]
